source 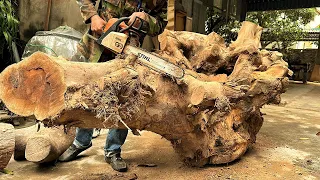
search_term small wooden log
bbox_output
[0,123,14,169]
[14,125,37,161]
[25,126,75,163]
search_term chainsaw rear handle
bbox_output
[103,17,130,33]
[97,16,147,45]
[103,17,148,35]
[119,16,148,35]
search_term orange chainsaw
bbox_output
[87,17,185,79]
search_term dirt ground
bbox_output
[1,82,320,180]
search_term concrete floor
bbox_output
[1,82,320,180]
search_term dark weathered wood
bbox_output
[0,112,20,122]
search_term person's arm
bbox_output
[76,0,106,34]
[76,0,99,24]
[146,1,168,36]
[129,1,168,37]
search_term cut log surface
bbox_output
[24,126,75,163]
[0,21,290,166]
[14,125,75,163]
[0,123,14,169]
[14,125,36,161]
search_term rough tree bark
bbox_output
[0,21,290,166]
[0,123,14,169]
[14,125,75,163]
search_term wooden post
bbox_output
[44,0,52,31]
[310,33,320,81]
[167,0,175,30]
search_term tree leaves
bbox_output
[205,8,316,50]
[246,9,316,50]
[205,8,240,44]
[0,0,19,58]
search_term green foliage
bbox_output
[0,0,19,58]
[246,8,316,49]
[206,8,317,50]
[205,7,240,43]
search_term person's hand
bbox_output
[90,15,107,34]
[128,12,149,28]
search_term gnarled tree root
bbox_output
[0,21,290,167]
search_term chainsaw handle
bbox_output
[112,17,131,32]
[98,17,147,46]
[104,17,147,35]
[102,17,129,33]
[119,16,148,35]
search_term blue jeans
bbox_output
[73,128,128,153]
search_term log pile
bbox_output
[0,21,290,166]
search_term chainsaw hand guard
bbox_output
[99,17,148,47]
[120,16,148,35]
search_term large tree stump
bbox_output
[0,123,14,169]
[0,21,290,166]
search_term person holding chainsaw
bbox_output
[59,0,168,172]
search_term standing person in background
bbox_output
[59,0,168,172]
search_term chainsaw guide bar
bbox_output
[124,46,185,79]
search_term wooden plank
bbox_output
[166,0,175,30]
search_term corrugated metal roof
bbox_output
[247,0,320,12]
[262,30,320,41]
[301,31,320,41]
